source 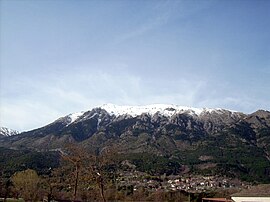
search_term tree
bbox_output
[11,169,40,201]
[59,144,87,202]
[85,144,120,202]
[3,179,13,202]
[0,174,13,202]
[59,143,119,202]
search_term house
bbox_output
[231,197,270,202]
[202,198,232,202]
[231,184,270,202]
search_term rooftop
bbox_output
[202,198,232,202]
[231,184,270,197]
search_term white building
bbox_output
[231,184,270,202]
[231,196,270,202]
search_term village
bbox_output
[116,170,245,194]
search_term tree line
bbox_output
[0,144,120,201]
[0,144,231,201]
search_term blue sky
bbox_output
[0,0,269,131]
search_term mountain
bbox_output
[0,104,244,149]
[0,127,19,137]
[1,104,270,182]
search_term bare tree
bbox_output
[60,144,87,202]
[89,145,119,202]
[59,143,119,202]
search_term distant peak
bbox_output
[0,127,19,136]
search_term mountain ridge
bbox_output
[0,104,268,151]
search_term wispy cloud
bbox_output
[112,0,215,45]
[112,1,177,44]
[114,14,169,44]
[0,67,208,131]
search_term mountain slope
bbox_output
[1,104,270,182]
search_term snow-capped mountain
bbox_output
[1,104,269,152]
[52,104,241,130]
[0,103,260,147]
[0,127,19,137]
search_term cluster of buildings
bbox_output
[116,171,270,201]
[166,175,238,192]
[116,171,243,193]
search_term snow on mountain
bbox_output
[0,127,19,137]
[55,104,238,127]
[99,103,235,117]
[68,111,85,123]
[64,111,85,126]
